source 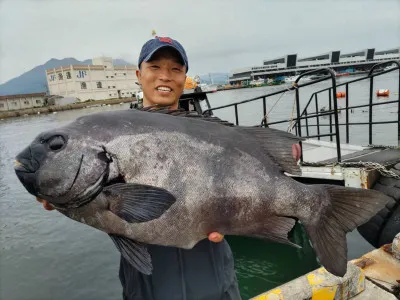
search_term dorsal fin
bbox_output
[138,106,235,127]
[239,127,304,176]
[138,106,303,175]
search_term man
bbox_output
[118,36,241,300]
[37,36,242,300]
[38,37,241,300]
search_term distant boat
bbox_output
[250,78,265,86]
[284,75,311,83]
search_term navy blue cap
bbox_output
[138,37,189,72]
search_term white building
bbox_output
[0,92,46,111]
[46,56,140,102]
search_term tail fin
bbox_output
[303,185,391,277]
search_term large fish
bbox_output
[14,108,390,277]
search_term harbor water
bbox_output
[0,72,398,300]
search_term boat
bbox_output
[284,75,311,83]
[249,78,265,86]
[177,60,400,251]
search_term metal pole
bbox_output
[329,88,333,142]
[295,88,301,137]
[234,104,239,126]
[345,83,349,143]
[369,77,374,145]
[263,96,266,118]
[315,94,320,140]
[331,80,341,162]
[398,71,400,146]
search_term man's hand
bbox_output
[208,232,224,243]
[36,198,55,211]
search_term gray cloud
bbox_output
[0,0,399,83]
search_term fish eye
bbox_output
[47,135,66,151]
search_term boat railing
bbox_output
[202,60,400,164]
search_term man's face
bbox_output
[136,47,187,108]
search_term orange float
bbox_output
[336,91,346,98]
[376,89,389,97]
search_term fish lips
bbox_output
[15,155,109,209]
[15,166,38,196]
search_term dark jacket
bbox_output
[119,239,242,300]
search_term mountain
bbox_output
[199,73,229,85]
[0,58,135,96]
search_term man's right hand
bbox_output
[208,232,224,243]
[36,198,55,211]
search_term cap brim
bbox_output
[143,45,186,66]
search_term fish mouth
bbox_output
[14,160,34,173]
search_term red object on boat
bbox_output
[336,92,346,98]
[376,89,390,97]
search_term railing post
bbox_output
[329,88,333,142]
[305,111,309,136]
[262,96,266,121]
[331,79,341,162]
[345,83,349,143]
[234,104,239,125]
[295,88,301,137]
[369,77,374,145]
[398,71,400,146]
[315,94,320,140]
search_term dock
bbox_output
[250,233,400,300]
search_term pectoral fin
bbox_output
[109,234,152,275]
[103,183,177,223]
[103,183,177,275]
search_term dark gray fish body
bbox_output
[14,109,391,277]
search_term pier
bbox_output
[229,47,400,84]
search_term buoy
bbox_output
[376,89,389,97]
[336,91,346,98]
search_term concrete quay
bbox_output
[250,233,400,300]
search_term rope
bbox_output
[301,160,400,179]
[260,83,298,127]
[287,85,298,133]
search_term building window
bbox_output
[66,72,71,79]
[81,82,87,89]
[123,73,126,75]
[97,82,102,88]
[12,102,18,107]
[0,103,4,108]
[106,76,109,78]
[58,73,63,80]
[112,86,115,88]
[24,100,29,105]
[111,76,114,78]
[109,94,112,96]
[36,100,42,104]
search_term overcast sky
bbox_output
[0,0,399,83]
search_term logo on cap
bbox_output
[157,37,173,44]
